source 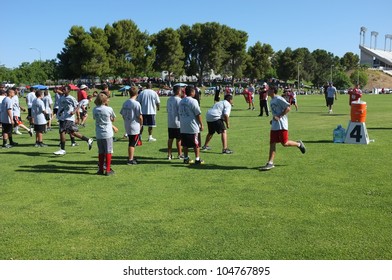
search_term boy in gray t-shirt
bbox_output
[120,86,143,165]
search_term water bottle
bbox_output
[333,125,346,143]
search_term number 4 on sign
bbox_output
[344,121,370,144]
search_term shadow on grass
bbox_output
[15,164,93,175]
[300,139,332,144]
[367,127,392,130]
[171,163,252,170]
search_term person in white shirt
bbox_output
[25,87,36,127]
[201,95,233,154]
[137,82,160,141]
[31,90,48,147]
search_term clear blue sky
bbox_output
[1,0,392,69]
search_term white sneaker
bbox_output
[53,149,66,156]
[14,130,22,135]
[148,137,157,142]
[88,138,94,150]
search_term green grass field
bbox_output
[1,92,391,260]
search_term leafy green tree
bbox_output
[221,27,248,85]
[275,48,295,81]
[184,22,227,84]
[333,70,352,89]
[105,20,151,78]
[340,52,359,71]
[350,69,368,87]
[151,28,184,84]
[246,41,274,82]
[311,49,336,87]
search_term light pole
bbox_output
[29,47,41,61]
[297,61,301,94]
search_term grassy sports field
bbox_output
[1,91,391,260]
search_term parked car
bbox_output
[204,86,216,95]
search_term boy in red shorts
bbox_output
[259,86,306,171]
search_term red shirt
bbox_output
[77,89,88,102]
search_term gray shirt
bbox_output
[270,95,289,131]
[31,98,47,125]
[166,95,181,128]
[0,96,13,124]
[179,96,201,134]
[120,99,142,135]
[93,105,116,139]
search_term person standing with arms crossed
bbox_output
[259,86,306,171]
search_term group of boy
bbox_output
[2,82,307,172]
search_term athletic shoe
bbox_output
[88,138,93,150]
[148,137,157,142]
[194,159,205,165]
[259,162,275,171]
[168,155,172,160]
[127,159,138,165]
[183,157,194,164]
[35,143,40,147]
[222,149,233,154]
[2,144,13,149]
[201,145,211,151]
[298,140,306,154]
[39,143,48,147]
[106,169,115,176]
[177,154,185,159]
[28,128,34,137]
[71,142,79,147]
[10,142,18,146]
[53,149,66,155]
[96,170,104,175]
[14,130,22,135]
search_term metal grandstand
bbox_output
[359,26,392,73]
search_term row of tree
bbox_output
[0,19,368,89]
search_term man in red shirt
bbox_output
[348,84,362,105]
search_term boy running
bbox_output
[259,86,306,171]
[53,85,93,155]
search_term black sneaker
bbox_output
[96,170,105,175]
[106,169,115,176]
[222,149,233,154]
[127,159,138,165]
[39,143,48,147]
[2,144,12,149]
[201,145,211,151]
[28,129,33,137]
[194,159,205,165]
[183,157,194,164]
[10,142,18,146]
[298,140,306,154]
